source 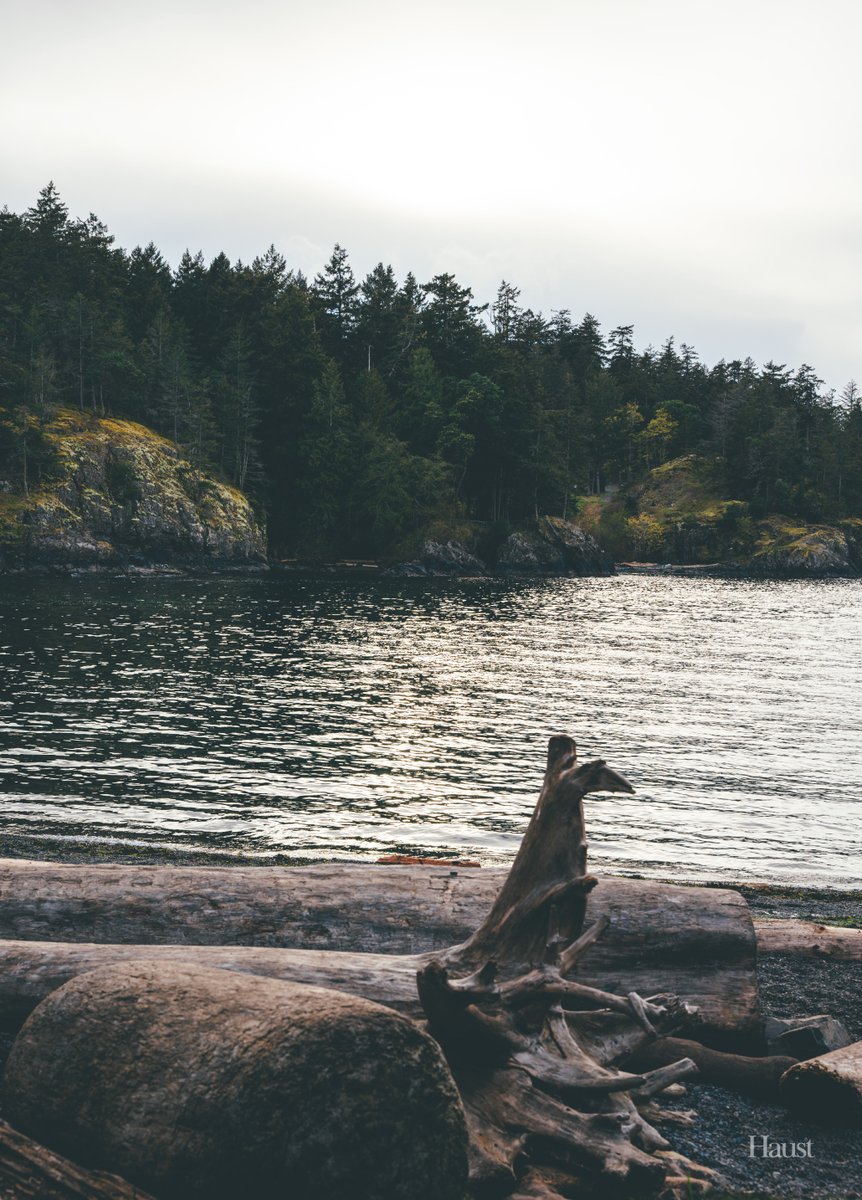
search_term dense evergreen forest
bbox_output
[2,183,861,559]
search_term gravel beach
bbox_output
[0,836,859,1199]
[666,887,862,1200]
[667,947,862,1200]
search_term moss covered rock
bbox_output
[584,457,862,575]
[748,518,861,577]
[623,456,755,563]
[0,410,266,571]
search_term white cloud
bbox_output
[4,0,861,387]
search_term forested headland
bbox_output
[3,183,862,568]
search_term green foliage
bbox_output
[594,507,631,560]
[639,406,678,466]
[626,513,665,557]
[397,348,444,453]
[312,244,359,364]
[2,182,861,561]
[353,427,449,554]
[105,457,139,506]
[0,407,61,494]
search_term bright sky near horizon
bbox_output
[3,0,860,389]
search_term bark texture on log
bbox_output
[0,939,423,1033]
[0,1119,156,1200]
[0,866,759,1042]
[4,961,469,1200]
[754,919,862,961]
[0,858,496,953]
[780,1040,862,1126]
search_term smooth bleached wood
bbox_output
[0,863,760,1042]
[754,918,862,961]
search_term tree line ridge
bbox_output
[2,183,860,564]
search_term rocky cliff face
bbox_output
[384,539,488,577]
[496,517,614,576]
[0,410,266,571]
[745,518,862,577]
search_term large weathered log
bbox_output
[754,918,862,961]
[0,857,495,952]
[0,939,422,1033]
[0,1119,157,1200]
[4,961,469,1200]
[0,866,759,1042]
[780,1040,862,1126]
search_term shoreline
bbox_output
[3,560,862,580]
[1,832,859,924]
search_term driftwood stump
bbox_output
[404,736,719,1197]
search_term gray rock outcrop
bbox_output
[497,516,614,576]
[385,538,488,577]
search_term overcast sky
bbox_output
[4,0,860,390]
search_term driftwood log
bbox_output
[624,1037,797,1100]
[0,1119,157,1200]
[4,962,468,1200]
[0,873,760,1047]
[0,896,758,1045]
[753,919,862,961]
[2,737,730,1197]
[0,857,498,952]
[780,1040,862,1126]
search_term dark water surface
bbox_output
[0,575,859,885]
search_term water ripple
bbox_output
[0,575,860,884]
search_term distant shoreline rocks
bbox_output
[496,516,614,576]
[383,538,489,578]
[6,419,861,582]
[382,518,614,578]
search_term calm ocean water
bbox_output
[0,574,859,886]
